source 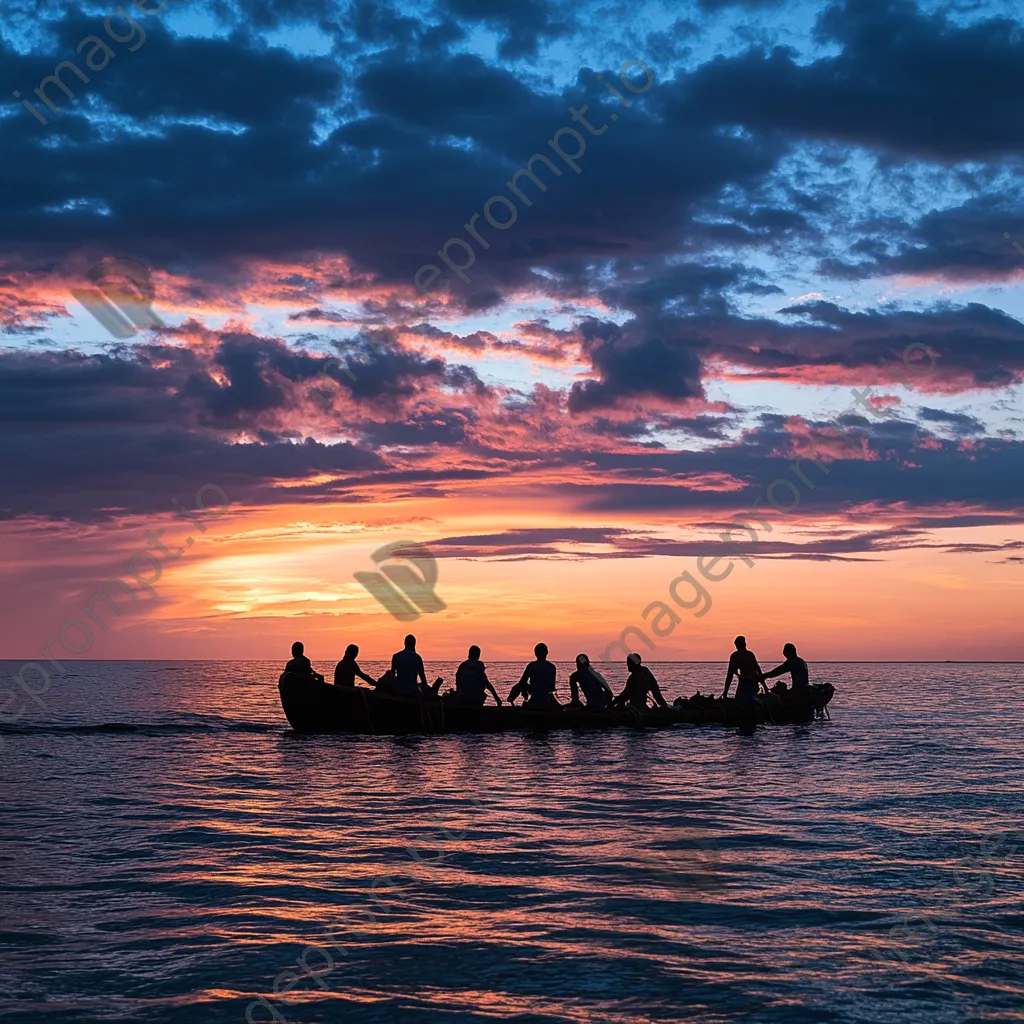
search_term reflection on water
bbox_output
[0,661,1022,1023]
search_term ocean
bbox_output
[1,661,1021,1023]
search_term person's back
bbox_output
[509,643,558,708]
[619,667,650,708]
[284,641,324,683]
[724,636,763,702]
[614,653,667,710]
[729,648,760,681]
[789,655,809,691]
[569,654,611,710]
[334,644,375,687]
[334,656,357,686]
[454,646,501,707]
[391,649,425,696]
[456,656,487,706]
[285,653,313,675]
[763,643,809,693]
[525,659,556,706]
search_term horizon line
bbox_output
[1,658,1020,665]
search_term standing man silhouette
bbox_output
[723,636,766,702]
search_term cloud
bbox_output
[918,407,984,435]
[678,0,1024,162]
[438,0,574,58]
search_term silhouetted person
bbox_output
[569,653,614,710]
[455,645,502,706]
[508,643,559,709]
[391,633,429,698]
[762,643,809,693]
[613,653,668,710]
[284,641,324,683]
[723,636,766,702]
[334,644,376,687]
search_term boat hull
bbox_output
[277,675,835,736]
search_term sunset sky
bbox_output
[1,0,1022,666]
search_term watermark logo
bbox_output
[71,257,164,339]
[354,541,446,621]
[645,826,723,894]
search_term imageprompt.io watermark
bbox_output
[71,257,164,339]
[414,57,655,295]
[354,541,446,622]
[645,826,723,895]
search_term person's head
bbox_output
[291,641,304,657]
[576,653,590,669]
[734,635,746,650]
[468,645,481,660]
[344,644,359,660]
[534,642,548,659]
[404,633,416,650]
[783,642,797,658]
[626,652,642,670]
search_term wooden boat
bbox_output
[278,673,835,736]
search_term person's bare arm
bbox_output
[723,655,736,697]
[753,657,768,691]
[484,676,502,705]
[649,673,668,708]
[417,655,428,688]
[568,674,580,704]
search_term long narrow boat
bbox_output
[278,674,835,736]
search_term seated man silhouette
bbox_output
[508,643,559,709]
[762,643,810,693]
[333,644,376,687]
[389,633,436,698]
[455,645,502,706]
[284,641,325,683]
[612,653,668,711]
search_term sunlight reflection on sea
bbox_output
[0,661,1021,1023]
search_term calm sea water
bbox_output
[1,661,1021,1023]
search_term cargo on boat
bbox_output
[278,673,835,736]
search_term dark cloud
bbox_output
[406,523,1024,563]
[568,317,705,412]
[918,407,984,435]
[678,0,1024,162]
[820,196,1024,283]
[359,409,472,448]
[0,0,1020,541]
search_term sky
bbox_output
[1,0,1022,666]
